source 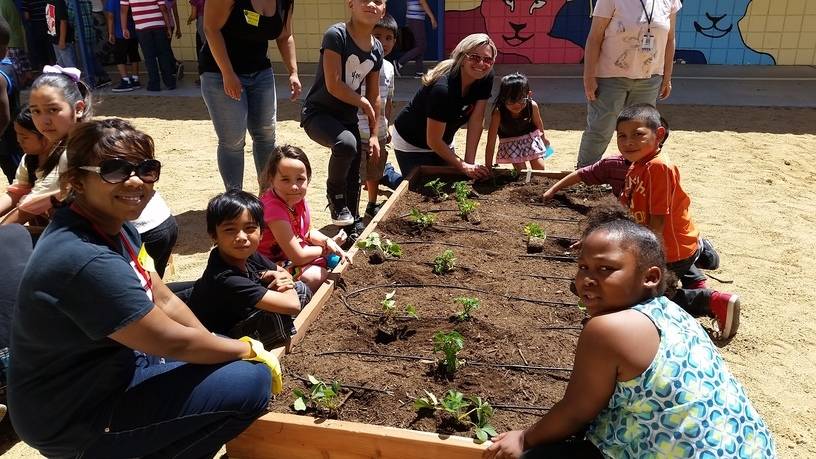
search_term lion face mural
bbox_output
[480,0,583,62]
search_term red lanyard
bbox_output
[70,204,153,294]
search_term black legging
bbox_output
[302,113,362,218]
[140,215,178,278]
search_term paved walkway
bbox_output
[97,64,816,108]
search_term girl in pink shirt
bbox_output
[258,145,347,292]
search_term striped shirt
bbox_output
[120,0,165,30]
[405,0,424,20]
[577,154,629,197]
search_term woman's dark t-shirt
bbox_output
[198,0,292,74]
[394,69,494,149]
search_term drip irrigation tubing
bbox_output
[492,404,551,412]
[315,350,573,373]
[345,282,576,307]
[434,224,499,234]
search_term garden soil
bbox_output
[1,97,814,458]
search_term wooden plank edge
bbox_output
[227,412,488,459]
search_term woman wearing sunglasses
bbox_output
[391,33,496,180]
[8,118,282,458]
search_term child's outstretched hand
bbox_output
[324,238,349,266]
[482,430,525,459]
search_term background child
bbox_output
[542,117,671,200]
[104,0,141,91]
[0,107,51,219]
[300,0,385,239]
[45,0,77,67]
[358,14,397,218]
[484,72,550,171]
[617,103,738,339]
[484,207,775,459]
[395,0,436,77]
[188,190,311,350]
[0,16,22,184]
[258,145,347,293]
[120,0,176,91]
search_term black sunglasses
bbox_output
[80,158,162,184]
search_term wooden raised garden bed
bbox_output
[227,168,616,459]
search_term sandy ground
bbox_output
[1,96,815,457]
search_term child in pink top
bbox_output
[258,145,347,292]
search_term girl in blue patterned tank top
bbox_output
[484,207,776,459]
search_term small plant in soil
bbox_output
[523,222,548,254]
[454,296,480,321]
[377,290,416,342]
[409,208,436,230]
[424,178,449,201]
[452,181,471,201]
[356,232,402,264]
[456,198,479,219]
[293,375,343,416]
[432,249,456,274]
[412,390,497,442]
[433,330,464,374]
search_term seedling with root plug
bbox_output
[357,232,402,264]
[409,208,436,230]
[424,178,448,201]
[455,297,480,321]
[523,222,548,254]
[412,389,497,442]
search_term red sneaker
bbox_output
[710,292,741,339]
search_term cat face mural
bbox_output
[675,0,774,64]
[480,0,583,62]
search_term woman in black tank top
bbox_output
[199,0,301,191]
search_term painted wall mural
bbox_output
[443,0,807,64]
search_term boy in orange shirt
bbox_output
[617,103,739,339]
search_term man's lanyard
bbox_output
[70,204,153,295]
[638,0,655,32]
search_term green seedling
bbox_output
[432,249,456,274]
[379,290,419,318]
[455,297,480,321]
[457,198,479,218]
[424,178,448,200]
[433,330,464,374]
[411,390,497,442]
[356,232,403,258]
[409,208,436,230]
[452,181,471,202]
[523,222,546,239]
[293,375,343,415]
[469,396,498,442]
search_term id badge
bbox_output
[243,9,260,27]
[641,33,655,51]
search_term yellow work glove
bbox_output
[239,336,283,395]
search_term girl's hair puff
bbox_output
[262,144,312,185]
[15,105,41,135]
[206,190,265,238]
[59,118,155,197]
[493,72,530,110]
[422,33,496,87]
[581,204,668,295]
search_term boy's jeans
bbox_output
[200,68,277,191]
[135,28,176,90]
[576,75,662,168]
[79,353,271,458]
[52,44,78,68]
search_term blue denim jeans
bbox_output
[135,28,176,90]
[78,353,271,459]
[53,44,78,68]
[394,149,447,181]
[576,75,662,167]
[200,68,277,191]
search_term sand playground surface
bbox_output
[1,96,814,458]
